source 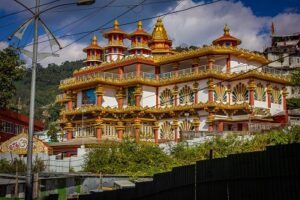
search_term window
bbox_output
[82,88,96,105]
[0,120,23,134]
[225,41,231,46]
[137,50,141,54]
[113,35,117,40]
[137,36,141,43]
[114,47,117,53]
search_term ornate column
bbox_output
[193,82,199,104]
[116,87,125,109]
[133,118,141,143]
[267,84,272,109]
[66,91,74,111]
[207,78,214,103]
[155,66,160,80]
[134,85,142,107]
[95,85,104,107]
[282,87,289,123]
[192,117,200,131]
[118,66,124,79]
[153,121,160,144]
[192,58,200,73]
[248,79,256,106]
[136,63,141,77]
[207,56,215,70]
[172,119,179,142]
[207,112,215,132]
[172,85,178,106]
[95,118,103,141]
[116,121,125,140]
[226,54,231,73]
[65,122,73,141]
[227,84,232,104]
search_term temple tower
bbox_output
[148,17,173,55]
[83,35,103,67]
[127,21,152,56]
[103,20,127,62]
[212,24,241,47]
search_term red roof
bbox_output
[0,108,44,130]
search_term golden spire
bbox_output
[152,17,169,40]
[92,34,97,45]
[114,20,119,29]
[137,20,142,30]
[224,24,230,35]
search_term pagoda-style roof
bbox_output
[212,24,241,46]
[103,20,128,38]
[149,17,172,44]
[128,21,151,39]
[83,35,103,52]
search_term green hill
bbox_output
[11,60,84,124]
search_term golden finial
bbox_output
[114,20,119,29]
[152,17,169,40]
[92,34,97,45]
[137,21,142,30]
[224,24,230,35]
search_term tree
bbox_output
[291,68,300,86]
[47,122,59,142]
[0,47,24,108]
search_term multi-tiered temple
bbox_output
[56,19,291,147]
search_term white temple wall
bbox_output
[214,57,227,72]
[141,86,156,107]
[102,87,118,107]
[77,91,82,108]
[197,79,208,103]
[230,56,261,73]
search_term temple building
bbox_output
[55,18,291,148]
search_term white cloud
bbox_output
[151,0,300,51]
[0,41,9,50]
[24,35,87,67]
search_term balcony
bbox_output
[86,55,101,61]
[59,64,290,89]
[108,40,125,47]
[129,42,150,49]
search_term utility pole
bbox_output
[26,0,40,199]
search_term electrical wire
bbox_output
[52,0,185,12]
[15,0,223,51]
[0,0,62,20]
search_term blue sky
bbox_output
[0,0,299,66]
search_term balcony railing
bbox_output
[86,55,101,60]
[55,94,67,102]
[60,64,289,86]
[130,42,150,49]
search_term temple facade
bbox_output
[56,19,291,144]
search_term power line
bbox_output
[34,0,148,61]
[36,0,117,53]
[0,0,62,20]
[16,0,223,51]
[52,0,184,12]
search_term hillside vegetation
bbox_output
[83,126,300,176]
[11,60,84,125]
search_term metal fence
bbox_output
[75,143,300,200]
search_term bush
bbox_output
[83,126,300,176]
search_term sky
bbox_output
[0,0,299,67]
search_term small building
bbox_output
[0,108,44,143]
